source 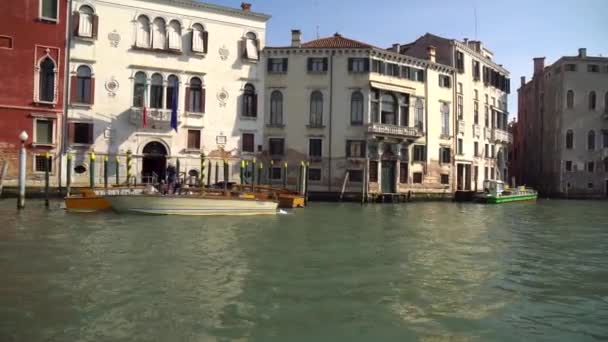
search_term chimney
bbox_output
[463,38,468,44]
[291,29,301,48]
[533,57,545,75]
[392,43,400,52]
[520,76,526,86]
[427,45,436,63]
[578,48,587,58]
[241,2,251,12]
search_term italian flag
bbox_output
[142,78,148,128]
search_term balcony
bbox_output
[473,124,481,138]
[129,108,178,129]
[492,128,513,144]
[457,120,466,135]
[484,127,492,140]
[366,123,422,139]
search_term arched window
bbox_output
[149,74,163,109]
[152,18,166,49]
[270,90,283,126]
[441,102,450,136]
[415,99,424,131]
[242,83,257,117]
[77,6,94,37]
[243,32,259,60]
[309,91,323,127]
[381,93,396,125]
[136,15,151,48]
[399,95,409,127]
[566,90,574,109]
[76,65,92,104]
[566,130,574,149]
[191,24,208,53]
[168,20,181,50]
[589,91,597,110]
[350,91,364,125]
[166,75,178,110]
[39,57,56,102]
[588,130,595,150]
[133,72,146,107]
[187,77,203,113]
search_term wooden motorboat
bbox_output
[64,188,145,212]
[233,184,305,209]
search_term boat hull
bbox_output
[477,193,538,204]
[65,196,111,212]
[104,195,279,216]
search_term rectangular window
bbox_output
[0,36,13,49]
[456,51,465,73]
[474,141,479,157]
[268,58,288,73]
[457,82,463,94]
[270,167,282,180]
[440,147,451,163]
[241,133,254,153]
[490,167,495,179]
[309,138,322,158]
[565,160,572,172]
[187,129,201,150]
[457,95,463,120]
[485,144,489,158]
[587,162,595,173]
[457,139,463,155]
[491,144,495,158]
[484,106,489,127]
[399,162,408,183]
[565,64,576,72]
[385,63,400,77]
[269,138,284,156]
[346,140,365,158]
[439,75,451,88]
[34,155,52,173]
[474,102,479,124]
[587,64,599,73]
[369,161,379,182]
[349,170,363,182]
[308,168,322,181]
[401,66,411,79]
[308,57,328,73]
[473,60,481,81]
[35,120,53,144]
[603,130,608,148]
[441,174,449,185]
[413,68,425,82]
[413,172,423,184]
[41,0,58,20]
[413,145,426,162]
[73,122,93,144]
[484,167,488,180]
[441,108,449,136]
[348,58,369,73]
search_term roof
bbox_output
[300,33,374,49]
[145,0,271,21]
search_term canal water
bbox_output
[0,199,607,341]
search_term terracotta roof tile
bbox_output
[300,33,374,49]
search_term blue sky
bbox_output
[214,0,608,116]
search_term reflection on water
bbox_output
[0,200,607,341]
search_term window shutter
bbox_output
[240,38,247,58]
[202,31,209,53]
[87,123,94,144]
[70,76,77,103]
[255,39,260,60]
[323,58,328,72]
[89,77,95,104]
[92,15,99,39]
[282,58,288,72]
[252,94,258,117]
[201,88,206,113]
[267,58,273,72]
[185,87,191,111]
[348,58,353,72]
[190,31,195,52]
[68,123,75,144]
[72,12,80,37]
[307,58,313,72]
[364,59,370,72]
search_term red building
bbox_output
[0,0,67,185]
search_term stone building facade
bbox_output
[66,0,269,186]
[0,0,68,186]
[513,49,608,197]
[263,31,454,198]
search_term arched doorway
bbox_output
[142,141,167,183]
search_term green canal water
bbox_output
[0,199,607,341]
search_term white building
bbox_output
[66,0,269,185]
[399,34,512,192]
[262,31,454,199]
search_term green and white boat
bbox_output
[475,180,538,204]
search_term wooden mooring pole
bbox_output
[0,159,8,198]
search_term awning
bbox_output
[370,81,416,95]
